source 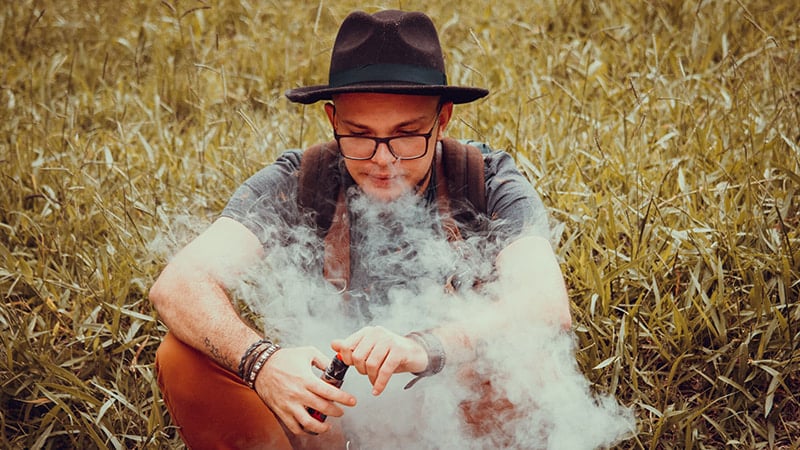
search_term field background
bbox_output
[1,0,798,448]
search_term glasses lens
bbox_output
[338,136,429,160]
[338,137,376,159]
[389,136,428,159]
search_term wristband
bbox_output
[239,338,281,389]
[403,330,446,389]
[238,338,272,380]
[246,342,281,389]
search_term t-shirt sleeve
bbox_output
[483,151,551,242]
[221,150,303,244]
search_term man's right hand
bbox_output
[254,346,357,435]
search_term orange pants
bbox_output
[156,333,514,449]
[155,332,344,450]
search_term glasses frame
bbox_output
[333,106,442,161]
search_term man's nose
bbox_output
[372,142,397,164]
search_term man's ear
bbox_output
[437,101,454,136]
[324,102,336,127]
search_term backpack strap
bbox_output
[298,141,351,290]
[436,139,488,291]
[322,188,350,292]
[439,138,487,227]
[297,141,342,234]
[441,138,487,213]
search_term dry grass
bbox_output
[1,0,798,448]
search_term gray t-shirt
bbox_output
[221,146,549,311]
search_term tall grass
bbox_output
[1,0,798,448]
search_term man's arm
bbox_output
[149,217,356,435]
[433,234,572,364]
[149,217,265,371]
[494,234,572,328]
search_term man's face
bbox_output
[325,93,453,202]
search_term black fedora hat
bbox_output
[285,10,489,104]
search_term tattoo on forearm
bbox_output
[204,337,234,369]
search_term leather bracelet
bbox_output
[246,343,281,389]
[403,330,446,389]
[238,338,273,381]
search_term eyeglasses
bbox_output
[333,110,441,161]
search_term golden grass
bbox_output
[1,0,798,448]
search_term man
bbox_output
[150,9,571,449]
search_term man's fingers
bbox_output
[294,404,330,435]
[351,339,375,375]
[309,378,357,407]
[311,351,331,372]
[275,405,307,435]
[332,333,365,366]
[365,342,390,385]
[329,339,346,356]
[371,351,400,396]
[304,394,345,419]
[281,385,350,436]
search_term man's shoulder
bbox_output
[447,139,519,181]
[276,149,304,170]
[456,139,494,155]
[242,149,304,183]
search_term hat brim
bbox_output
[285,83,489,105]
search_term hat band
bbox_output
[329,64,447,88]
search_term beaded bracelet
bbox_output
[403,330,446,389]
[238,338,273,381]
[242,343,270,382]
[246,342,281,389]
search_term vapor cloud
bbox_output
[229,188,635,449]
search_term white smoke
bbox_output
[231,188,635,449]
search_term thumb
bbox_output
[330,339,346,353]
[311,348,332,372]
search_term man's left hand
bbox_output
[331,326,428,396]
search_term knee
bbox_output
[155,332,191,377]
[155,332,223,395]
[155,333,184,394]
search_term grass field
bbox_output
[1,0,798,448]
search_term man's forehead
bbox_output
[331,93,442,127]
